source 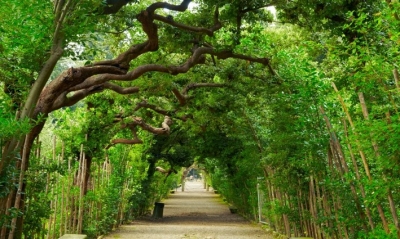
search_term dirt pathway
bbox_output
[103,180,272,239]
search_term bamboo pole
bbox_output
[52,137,58,239]
[77,139,85,234]
[8,134,31,239]
[262,173,274,227]
[315,176,327,239]
[296,187,306,237]
[98,156,109,225]
[309,176,318,239]
[60,142,65,236]
[342,118,374,230]
[303,192,312,238]
[297,190,302,236]
[327,149,346,239]
[265,167,277,229]
[96,161,101,224]
[65,158,72,234]
[44,156,51,236]
[72,178,78,233]
[72,145,83,234]
[331,82,371,178]
[394,69,399,89]
[52,189,58,239]
[0,190,14,239]
[385,112,400,239]
[358,92,399,236]
[275,190,284,234]
[53,135,56,165]
[332,195,348,239]
[319,106,370,230]
[332,82,391,232]
[45,161,50,195]
[47,197,53,239]
[282,193,291,237]
[60,181,65,236]
[388,190,400,238]
[321,186,337,239]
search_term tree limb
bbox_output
[154,14,216,36]
[38,40,272,118]
[133,100,170,115]
[155,166,177,175]
[153,6,222,36]
[51,83,139,111]
[35,0,273,122]
[110,138,143,145]
[132,100,191,121]
[103,82,139,94]
[129,115,172,134]
[147,0,192,14]
[173,82,225,106]
[172,89,186,106]
[108,115,173,149]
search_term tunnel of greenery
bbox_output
[1,0,400,238]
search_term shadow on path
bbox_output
[103,180,272,239]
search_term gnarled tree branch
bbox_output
[153,6,222,36]
[147,0,192,13]
[134,100,170,115]
[173,82,226,106]
[51,83,139,111]
[33,0,275,153]
[103,82,140,94]
[131,115,172,135]
[154,14,215,36]
[109,115,173,148]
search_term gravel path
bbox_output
[103,180,272,239]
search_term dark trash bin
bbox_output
[153,202,165,218]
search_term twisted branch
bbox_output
[172,83,225,106]
[109,115,173,148]
[153,6,222,36]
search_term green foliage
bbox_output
[0,83,32,147]
[2,0,400,238]
[0,0,54,107]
